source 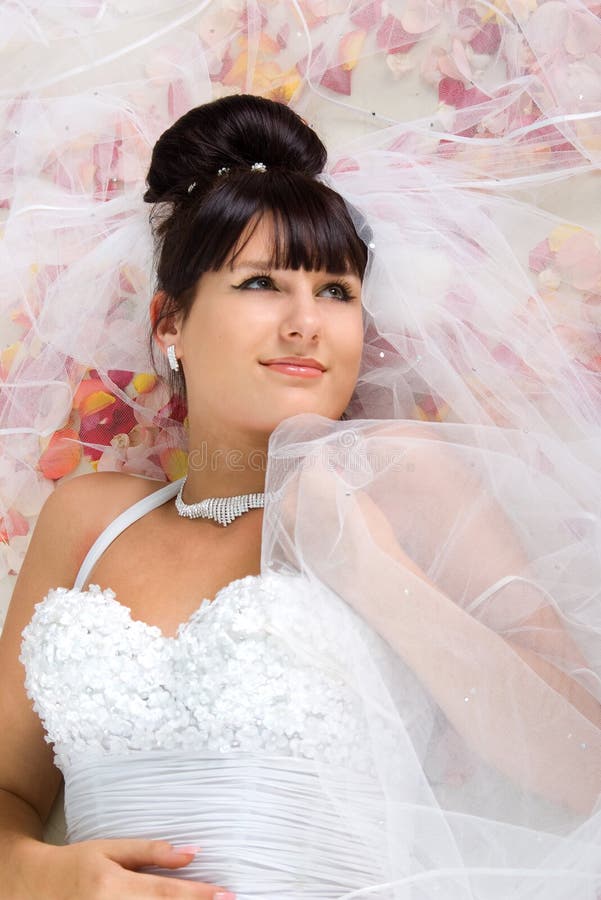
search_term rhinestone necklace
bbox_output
[175,476,265,526]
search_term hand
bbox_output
[13,837,235,899]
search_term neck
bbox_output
[182,423,268,501]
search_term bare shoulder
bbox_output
[51,471,167,528]
[21,472,168,600]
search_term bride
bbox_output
[1,93,600,899]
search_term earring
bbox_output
[167,344,180,372]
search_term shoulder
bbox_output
[48,471,167,518]
[41,472,170,577]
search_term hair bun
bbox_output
[144,94,327,204]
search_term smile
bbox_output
[260,363,324,379]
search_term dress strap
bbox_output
[72,478,184,591]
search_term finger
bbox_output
[96,838,200,870]
[121,868,234,898]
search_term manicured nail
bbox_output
[175,844,202,855]
[214,893,236,900]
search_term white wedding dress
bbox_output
[19,478,419,898]
[18,469,601,898]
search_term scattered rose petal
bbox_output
[470,23,502,55]
[320,64,352,95]
[339,29,366,71]
[386,54,415,78]
[556,232,601,291]
[107,370,133,390]
[350,0,384,31]
[0,342,21,380]
[39,428,82,480]
[528,238,554,273]
[438,77,466,106]
[133,373,158,394]
[538,268,561,290]
[548,224,585,252]
[400,1,441,34]
[376,14,417,54]
[160,447,188,481]
[449,38,473,82]
[80,390,116,417]
[168,80,190,119]
[0,508,29,543]
[73,378,106,410]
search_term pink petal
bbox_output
[470,23,502,55]
[528,238,554,273]
[450,38,472,81]
[438,77,466,106]
[400,2,441,34]
[457,8,480,38]
[376,14,417,54]
[351,0,384,31]
[107,369,134,390]
[168,80,190,119]
[320,64,352,95]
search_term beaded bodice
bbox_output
[20,570,402,775]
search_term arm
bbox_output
[290,428,601,815]
[355,540,601,815]
[0,474,229,899]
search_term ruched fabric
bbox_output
[64,751,388,898]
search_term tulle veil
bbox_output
[1,1,601,896]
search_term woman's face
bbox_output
[160,214,364,437]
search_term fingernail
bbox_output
[175,844,202,855]
[214,893,236,900]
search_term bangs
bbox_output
[196,171,368,281]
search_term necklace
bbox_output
[175,477,265,526]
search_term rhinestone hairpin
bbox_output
[250,162,267,172]
[217,166,231,176]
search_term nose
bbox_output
[280,282,322,341]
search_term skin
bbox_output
[0,212,366,900]
[154,212,365,504]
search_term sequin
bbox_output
[19,573,401,774]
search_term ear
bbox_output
[151,291,184,358]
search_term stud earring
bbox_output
[167,344,180,372]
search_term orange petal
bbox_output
[0,508,30,543]
[73,378,106,410]
[160,447,188,481]
[80,390,116,417]
[39,428,82,480]
[339,29,366,71]
[222,51,248,86]
[270,73,302,103]
[237,32,280,54]
[0,342,21,380]
[133,373,158,394]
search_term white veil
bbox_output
[1,1,601,893]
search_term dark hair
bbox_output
[144,93,369,407]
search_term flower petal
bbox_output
[39,428,82,480]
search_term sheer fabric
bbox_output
[2,1,601,896]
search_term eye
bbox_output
[239,275,273,291]
[325,281,355,302]
[235,273,355,302]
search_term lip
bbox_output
[261,357,326,371]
